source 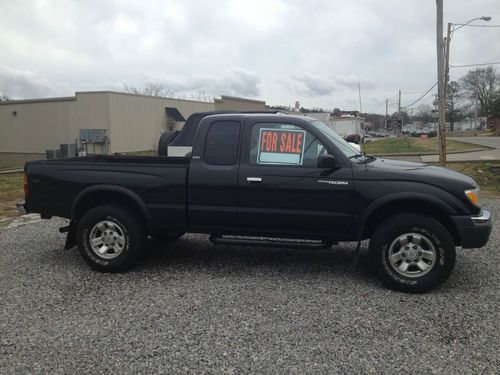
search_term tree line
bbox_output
[409,66,499,131]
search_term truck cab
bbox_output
[187,114,357,240]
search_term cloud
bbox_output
[0,0,499,110]
[292,73,336,96]
[0,65,72,99]
[226,68,261,96]
[142,67,261,98]
[291,73,375,97]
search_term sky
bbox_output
[1,0,499,114]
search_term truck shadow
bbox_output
[135,235,377,285]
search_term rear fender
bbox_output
[71,185,153,230]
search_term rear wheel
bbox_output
[77,204,146,272]
[369,213,455,293]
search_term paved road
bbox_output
[384,137,500,163]
[421,148,500,162]
[420,137,500,162]
[1,200,499,374]
[449,136,500,149]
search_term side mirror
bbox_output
[318,154,336,169]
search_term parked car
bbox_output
[18,112,491,292]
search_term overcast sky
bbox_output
[1,0,499,113]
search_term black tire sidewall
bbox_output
[369,214,456,293]
[77,205,145,272]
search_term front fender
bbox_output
[355,191,458,240]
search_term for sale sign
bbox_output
[257,128,306,165]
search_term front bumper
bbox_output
[16,200,27,215]
[451,210,492,249]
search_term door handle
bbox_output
[247,177,262,183]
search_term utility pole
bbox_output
[398,90,401,137]
[385,98,388,135]
[436,0,447,165]
[358,82,363,115]
[444,22,452,102]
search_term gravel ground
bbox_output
[1,200,499,374]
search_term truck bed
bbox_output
[25,155,189,230]
[40,154,190,165]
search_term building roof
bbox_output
[1,91,222,106]
[304,112,331,121]
[215,95,265,104]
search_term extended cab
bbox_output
[19,113,492,292]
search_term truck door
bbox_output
[188,119,241,231]
[237,119,355,239]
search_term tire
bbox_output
[158,131,178,156]
[77,204,146,272]
[369,213,456,293]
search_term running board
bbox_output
[209,235,335,250]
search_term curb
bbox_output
[0,169,23,174]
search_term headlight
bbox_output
[465,187,480,207]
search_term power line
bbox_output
[400,82,437,109]
[450,61,500,68]
[366,100,386,113]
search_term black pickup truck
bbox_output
[19,112,492,293]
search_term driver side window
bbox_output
[249,123,326,167]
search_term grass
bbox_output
[364,137,485,155]
[441,161,500,197]
[0,173,24,220]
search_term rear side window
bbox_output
[204,121,240,165]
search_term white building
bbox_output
[306,112,364,137]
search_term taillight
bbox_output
[24,175,28,200]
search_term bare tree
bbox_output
[123,83,172,97]
[0,94,9,101]
[415,104,434,123]
[460,66,499,115]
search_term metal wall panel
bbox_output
[0,92,268,160]
[0,92,110,154]
[108,93,214,153]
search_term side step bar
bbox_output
[209,235,335,250]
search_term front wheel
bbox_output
[369,213,456,293]
[77,204,146,272]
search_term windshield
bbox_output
[309,120,362,159]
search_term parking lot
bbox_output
[1,200,498,374]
